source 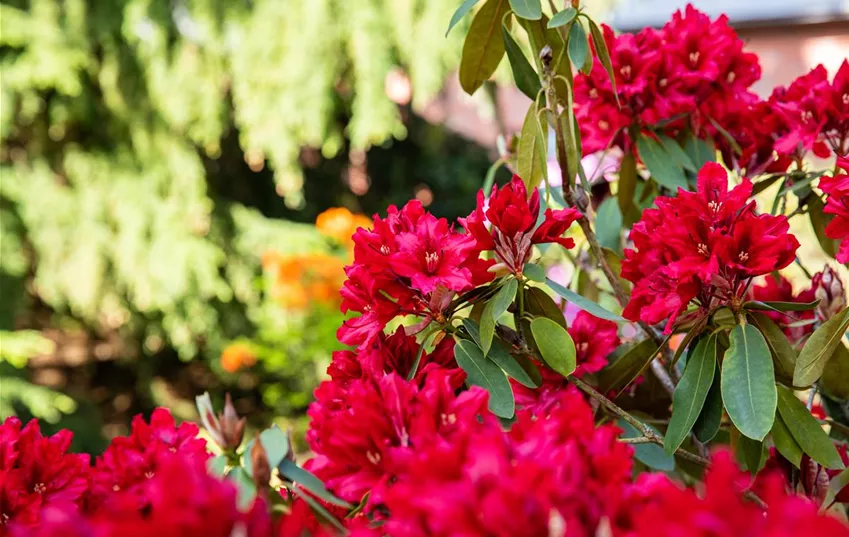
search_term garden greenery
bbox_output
[2,2,849,536]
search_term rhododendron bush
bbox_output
[4,2,849,536]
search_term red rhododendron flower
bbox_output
[340,200,493,349]
[622,163,800,332]
[305,369,494,509]
[625,450,849,537]
[89,408,209,511]
[820,173,849,263]
[371,390,632,537]
[461,175,579,274]
[0,417,90,530]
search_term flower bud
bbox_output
[813,266,846,321]
[250,437,272,493]
[220,393,247,451]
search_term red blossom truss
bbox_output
[621,163,800,332]
[820,171,849,263]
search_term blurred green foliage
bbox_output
[0,0,500,446]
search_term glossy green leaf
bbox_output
[748,312,797,384]
[595,196,622,253]
[489,338,538,388]
[745,300,820,313]
[617,152,638,217]
[809,194,840,257]
[793,306,849,387]
[278,458,352,508]
[587,19,618,104]
[752,174,785,196]
[289,485,347,534]
[517,101,547,191]
[229,467,257,509]
[545,278,625,322]
[454,339,515,417]
[502,23,542,100]
[821,342,849,400]
[523,262,545,283]
[547,7,576,28]
[822,467,849,511]
[480,278,518,355]
[208,455,228,477]
[529,317,576,377]
[693,362,723,443]
[509,0,541,20]
[636,134,688,191]
[446,0,482,36]
[658,135,696,172]
[242,426,290,478]
[776,385,845,469]
[665,335,717,454]
[567,21,588,71]
[771,412,803,468]
[524,286,567,329]
[598,339,658,396]
[619,419,675,471]
[459,0,511,94]
[721,324,777,441]
[682,131,716,169]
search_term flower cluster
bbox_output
[262,251,347,310]
[574,5,760,155]
[622,163,800,332]
[820,172,849,263]
[625,451,849,537]
[461,176,580,275]
[340,200,494,349]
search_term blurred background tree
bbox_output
[0,0,503,451]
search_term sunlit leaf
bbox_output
[517,101,548,191]
[545,278,625,322]
[446,0,482,36]
[547,7,576,28]
[480,278,518,355]
[529,317,576,377]
[567,21,588,73]
[454,339,515,417]
[636,134,688,191]
[502,22,542,100]
[665,335,717,454]
[508,0,541,20]
[776,385,845,469]
[793,307,849,387]
[748,312,797,385]
[459,0,511,94]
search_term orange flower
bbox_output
[315,207,372,248]
[220,342,257,373]
[262,251,346,310]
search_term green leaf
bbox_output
[821,342,849,400]
[617,152,638,218]
[693,362,723,443]
[508,0,541,20]
[598,339,658,396]
[809,194,840,258]
[229,467,257,509]
[524,286,567,329]
[446,0,482,36]
[208,455,228,478]
[545,278,625,322]
[242,426,290,478]
[658,135,696,172]
[482,158,506,194]
[567,21,588,71]
[669,316,708,368]
[502,23,542,100]
[462,318,483,348]
[744,300,820,313]
[459,0,511,94]
[776,385,845,469]
[595,197,622,253]
[636,134,688,191]
[682,131,716,170]
[529,317,576,377]
[480,279,518,355]
[278,459,352,508]
[489,338,538,387]
[721,323,777,441]
[454,339,515,417]
[517,101,547,191]
[771,411,803,468]
[794,307,849,387]
[737,434,766,475]
[523,262,545,283]
[752,174,785,196]
[708,116,742,155]
[587,19,618,105]
[547,7,576,28]
[748,312,797,385]
[665,335,718,454]
[619,419,675,471]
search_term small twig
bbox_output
[619,436,654,444]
